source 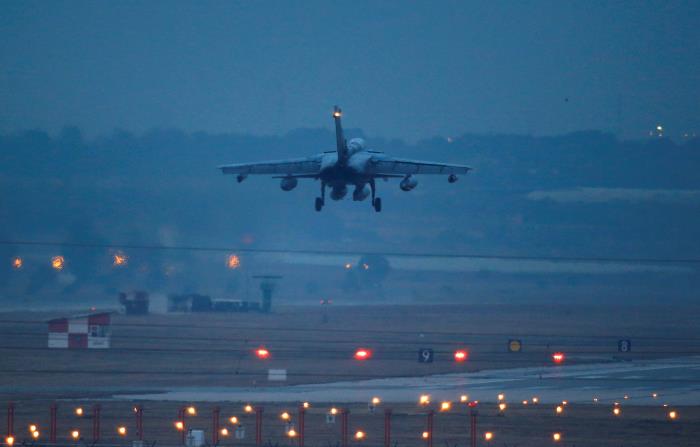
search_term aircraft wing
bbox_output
[368,156,472,176]
[219,157,321,177]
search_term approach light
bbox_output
[555,405,563,415]
[531,397,539,404]
[244,405,254,413]
[419,395,430,406]
[613,407,621,416]
[593,397,599,403]
[71,430,80,440]
[552,352,565,364]
[422,431,430,440]
[287,429,297,438]
[497,393,505,401]
[117,427,127,436]
[303,402,310,409]
[562,400,568,406]
[498,403,507,412]
[668,410,678,420]
[460,395,469,403]
[454,349,468,362]
[371,397,381,405]
[344,263,352,269]
[175,421,184,431]
[220,428,229,437]
[12,257,22,269]
[440,401,451,412]
[553,432,562,442]
[113,252,128,266]
[52,256,65,270]
[652,392,658,398]
[74,407,83,416]
[354,348,372,360]
[280,412,290,421]
[522,400,528,406]
[229,416,238,424]
[255,347,270,359]
[330,407,338,415]
[354,431,365,440]
[31,431,39,440]
[29,425,38,433]
[5,436,14,447]
[227,254,241,269]
[484,432,493,441]
[186,406,197,416]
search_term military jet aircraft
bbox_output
[219,106,471,212]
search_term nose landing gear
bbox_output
[370,179,382,212]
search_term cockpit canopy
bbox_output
[347,138,366,154]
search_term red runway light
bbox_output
[354,348,372,360]
[255,347,270,359]
[552,352,565,364]
[454,349,468,362]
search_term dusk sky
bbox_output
[1,0,699,141]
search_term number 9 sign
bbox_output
[418,348,434,363]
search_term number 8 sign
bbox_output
[418,348,434,363]
[618,339,631,352]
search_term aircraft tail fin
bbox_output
[333,105,348,163]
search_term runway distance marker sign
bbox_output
[418,348,434,363]
[618,339,632,352]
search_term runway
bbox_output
[117,355,700,405]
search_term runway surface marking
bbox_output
[116,356,700,405]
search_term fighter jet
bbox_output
[219,106,471,212]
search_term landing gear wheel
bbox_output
[315,197,324,211]
[373,197,382,212]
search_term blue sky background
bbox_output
[1,0,699,141]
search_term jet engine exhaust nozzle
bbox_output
[330,185,348,201]
[353,184,371,201]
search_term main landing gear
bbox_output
[315,182,326,211]
[315,180,382,212]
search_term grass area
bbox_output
[2,304,699,445]
[1,303,699,394]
